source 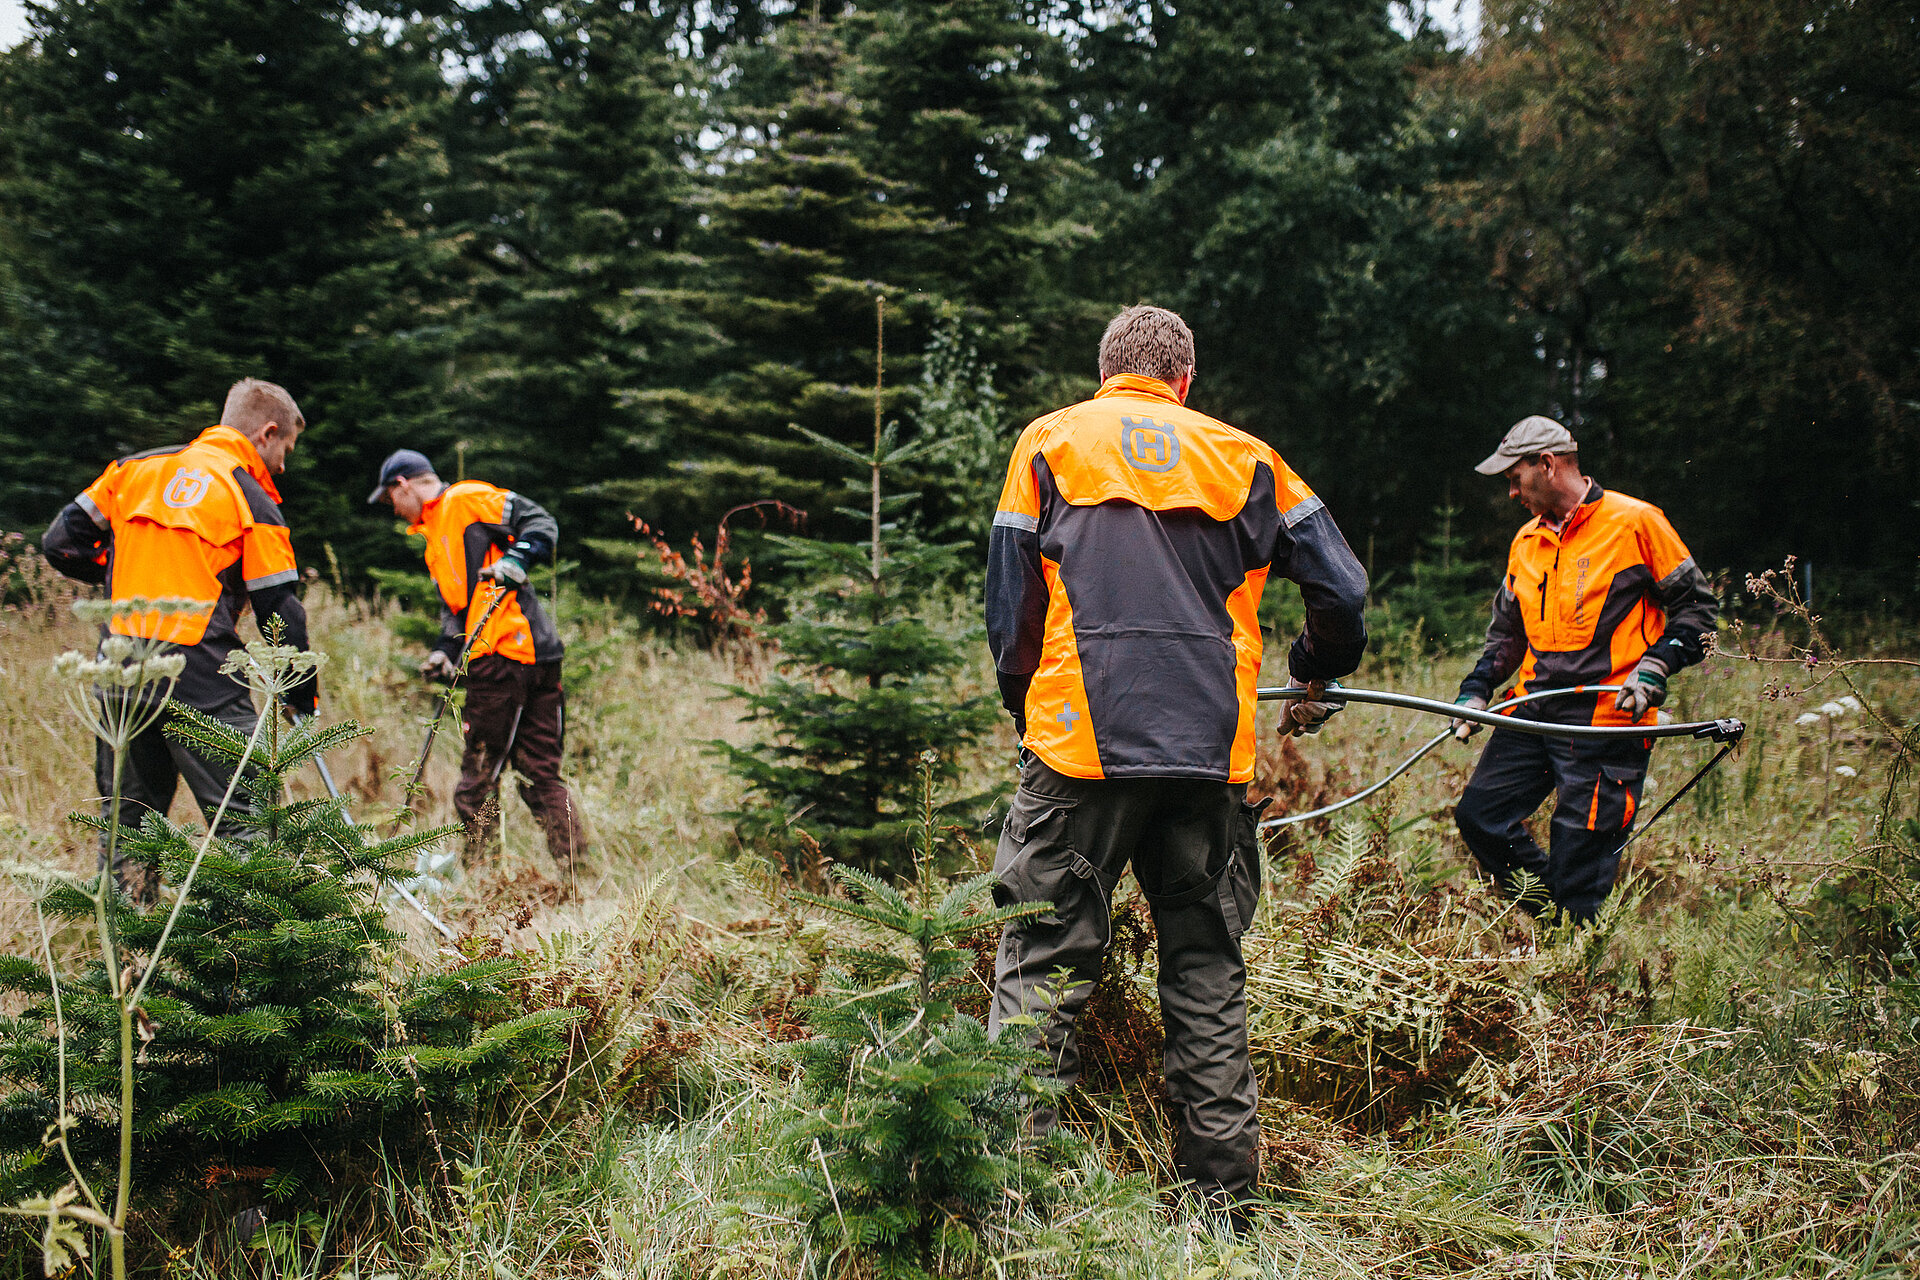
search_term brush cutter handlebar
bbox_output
[1257,684,1745,745]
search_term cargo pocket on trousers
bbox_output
[992,791,1086,930]
[1587,763,1647,832]
[1218,798,1271,939]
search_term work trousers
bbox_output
[456,655,584,867]
[95,688,259,902]
[988,757,1264,1204]
[1454,726,1651,923]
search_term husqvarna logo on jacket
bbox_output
[162,467,212,509]
[1120,416,1180,472]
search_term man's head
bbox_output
[1475,415,1586,520]
[221,378,304,475]
[1098,305,1195,399]
[368,449,442,523]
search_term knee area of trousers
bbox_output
[1453,788,1502,840]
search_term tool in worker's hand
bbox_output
[287,710,456,942]
[404,581,513,804]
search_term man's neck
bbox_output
[1542,475,1592,527]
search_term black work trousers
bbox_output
[1454,726,1651,923]
[988,757,1264,1204]
[95,688,259,901]
[455,655,584,867]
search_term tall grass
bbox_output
[0,578,1913,1277]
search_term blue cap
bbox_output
[368,449,435,504]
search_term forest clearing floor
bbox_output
[0,586,1915,1278]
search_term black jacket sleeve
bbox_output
[250,581,317,713]
[1272,504,1369,682]
[503,491,558,568]
[985,514,1046,733]
[42,501,111,585]
[1648,557,1718,672]
[1459,581,1527,701]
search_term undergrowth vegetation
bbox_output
[0,565,1911,1277]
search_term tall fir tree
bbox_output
[0,0,458,578]
[432,1,707,593]
[628,5,943,552]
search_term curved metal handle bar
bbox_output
[1257,683,1745,744]
[1258,684,1627,830]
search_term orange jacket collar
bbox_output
[1093,373,1183,405]
[198,425,282,504]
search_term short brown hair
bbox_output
[1098,305,1195,383]
[221,378,303,436]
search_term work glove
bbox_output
[477,553,529,586]
[1279,679,1343,737]
[1614,655,1668,719]
[283,674,319,718]
[420,649,458,684]
[1451,693,1488,741]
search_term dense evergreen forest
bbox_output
[1,0,1914,607]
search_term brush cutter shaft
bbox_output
[405,582,514,800]
[1261,684,1628,830]
[289,712,457,942]
[1256,684,1745,745]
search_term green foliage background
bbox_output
[1,0,1910,608]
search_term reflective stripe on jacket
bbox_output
[1460,480,1718,727]
[987,374,1368,783]
[42,425,306,705]
[411,480,562,665]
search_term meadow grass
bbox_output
[0,583,1913,1277]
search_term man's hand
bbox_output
[1279,679,1343,737]
[477,554,528,586]
[1614,655,1668,718]
[1451,693,1488,741]
[420,650,458,684]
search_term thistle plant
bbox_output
[760,752,1067,1278]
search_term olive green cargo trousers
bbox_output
[988,757,1266,1203]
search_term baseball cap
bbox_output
[1473,416,1578,475]
[367,449,435,503]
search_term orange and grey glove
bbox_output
[1279,679,1343,737]
[1614,656,1668,718]
[1451,693,1488,741]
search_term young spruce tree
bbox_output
[762,752,1065,1277]
[721,301,997,874]
[0,631,569,1246]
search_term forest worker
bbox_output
[1450,415,1718,923]
[368,449,585,871]
[41,378,317,903]
[984,304,1369,1219]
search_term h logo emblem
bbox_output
[162,467,211,509]
[1120,416,1181,473]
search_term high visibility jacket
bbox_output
[987,374,1369,783]
[1460,480,1718,727]
[411,480,562,666]
[40,425,308,707]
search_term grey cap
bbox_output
[368,448,435,503]
[1474,415,1577,475]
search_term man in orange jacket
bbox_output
[42,378,316,901]
[370,450,584,870]
[1452,416,1718,922]
[985,305,1369,1217]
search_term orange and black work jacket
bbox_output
[987,374,1369,783]
[41,425,310,708]
[1459,480,1718,728]
[411,480,562,667]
